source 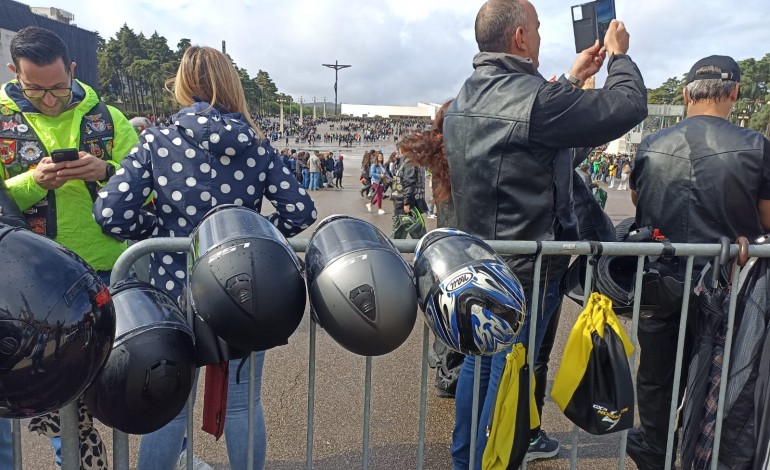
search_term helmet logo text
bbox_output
[446,272,473,292]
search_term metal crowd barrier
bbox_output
[11,238,770,469]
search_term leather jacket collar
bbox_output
[472,52,543,79]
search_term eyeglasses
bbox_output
[17,75,72,99]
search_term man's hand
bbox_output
[567,40,606,83]
[32,157,68,190]
[54,151,111,183]
[404,204,411,214]
[603,19,630,56]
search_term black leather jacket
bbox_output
[0,178,27,229]
[632,116,770,253]
[444,52,647,286]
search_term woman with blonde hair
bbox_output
[94,45,316,470]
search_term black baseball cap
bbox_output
[686,55,741,84]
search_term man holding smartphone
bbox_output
[443,1,647,467]
[0,26,137,469]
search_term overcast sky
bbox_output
[21,0,770,106]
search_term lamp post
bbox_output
[299,96,303,125]
[323,96,326,119]
[313,96,317,121]
[277,98,286,134]
[322,60,351,116]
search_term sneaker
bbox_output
[377,209,386,215]
[525,430,560,462]
[366,203,372,212]
[427,214,437,219]
[176,449,214,470]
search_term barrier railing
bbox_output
[12,238,770,469]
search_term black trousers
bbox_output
[532,297,563,436]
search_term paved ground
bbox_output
[18,126,642,469]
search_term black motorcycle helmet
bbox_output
[0,225,115,418]
[566,218,685,317]
[413,228,525,355]
[84,279,195,434]
[306,215,417,356]
[189,205,306,352]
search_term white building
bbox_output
[341,102,441,120]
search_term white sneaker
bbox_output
[377,209,386,215]
[366,203,372,212]
[177,449,214,470]
[427,214,437,219]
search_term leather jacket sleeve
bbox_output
[529,54,648,149]
[402,162,418,207]
[0,178,29,229]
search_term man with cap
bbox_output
[629,55,770,469]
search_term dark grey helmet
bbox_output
[188,205,306,352]
[84,279,195,434]
[306,215,417,356]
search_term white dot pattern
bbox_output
[93,106,317,302]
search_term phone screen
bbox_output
[595,0,616,45]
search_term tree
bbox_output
[176,38,192,59]
[648,76,686,105]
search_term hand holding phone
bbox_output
[51,148,79,164]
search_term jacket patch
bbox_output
[19,141,43,163]
[84,114,112,135]
[0,140,15,165]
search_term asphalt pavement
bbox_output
[18,128,642,469]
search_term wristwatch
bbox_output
[565,73,585,88]
[100,164,116,183]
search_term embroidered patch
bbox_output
[0,106,13,116]
[19,141,43,162]
[0,140,15,165]
[84,114,112,134]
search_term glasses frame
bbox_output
[16,73,73,99]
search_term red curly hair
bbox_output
[398,100,452,203]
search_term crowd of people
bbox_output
[1,0,769,467]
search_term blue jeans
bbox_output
[302,169,310,189]
[310,172,321,190]
[451,279,562,470]
[0,419,12,468]
[137,352,267,470]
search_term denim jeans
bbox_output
[310,172,321,190]
[451,279,562,470]
[137,352,267,470]
[302,169,310,189]
[0,418,11,468]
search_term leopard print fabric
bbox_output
[28,397,108,469]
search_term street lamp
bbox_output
[322,60,351,116]
[277,98,286,134]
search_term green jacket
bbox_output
[0,79,138,271]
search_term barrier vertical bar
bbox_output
[247,351,257,470]
[112,431,130,470]
[417,324,430,470]
[710,261,742,470]
[306,322,317,470]
[663,256,695,470]
[12,419,21,470]
[618,255,648,470]
[569,256,596,470]
[470,356,481,470]
[522,253,544,470]
[362,356,373,470]
[60,403,79,470]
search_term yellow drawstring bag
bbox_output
[482,343,539,469]
[551,292,634,435]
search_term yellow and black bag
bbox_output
[482,344,539,470]
[551,292,634,435]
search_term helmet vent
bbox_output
[226,274,254,313]
[349,285,376,321]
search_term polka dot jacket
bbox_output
[93,102,317,300]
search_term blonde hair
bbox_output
[167,46,263,139]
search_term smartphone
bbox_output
[571,0,615,52]
[595,0,616,46]
[51,148,79,163]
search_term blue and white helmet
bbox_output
[413,229,526,355]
